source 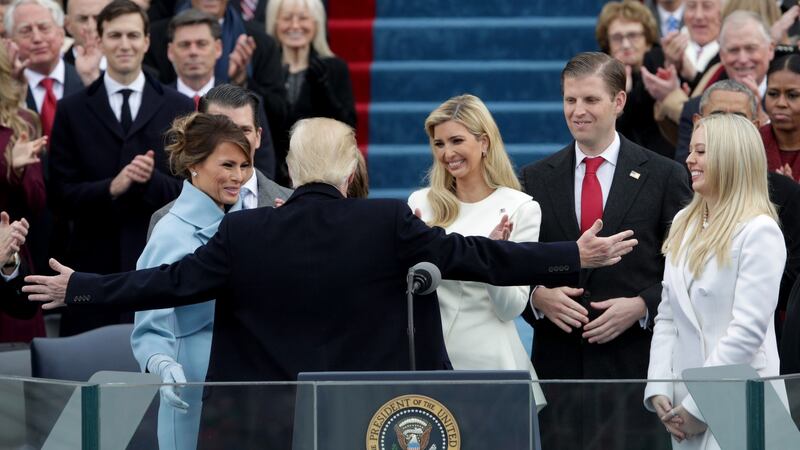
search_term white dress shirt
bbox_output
[176,77,215,99]
[25,59,66,111]
[240,171,259,209]
[573,132,620,226]
[104,71,145,122]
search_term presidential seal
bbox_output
[365,394,461,450]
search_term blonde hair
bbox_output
[423,94,520,228]
[286,117,358,189]
[0,43,39,180]
[265,0,334,58]
[662,114,776,277]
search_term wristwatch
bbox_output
[3,252,19,270]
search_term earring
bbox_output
[482,151,487,158]
[191,171,198,177]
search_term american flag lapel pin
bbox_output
[629,170,640,180]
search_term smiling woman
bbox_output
[131,112,251,450]
[407,94,547,410]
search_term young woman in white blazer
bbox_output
[644,113,788,449]
[407,94,546,410]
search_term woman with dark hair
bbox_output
[596,0,674,158]
[0,41,47,343]
[130,113,252,450]
[762,53,800,182]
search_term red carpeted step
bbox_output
[328,0,375,20]
[328,1,375,152]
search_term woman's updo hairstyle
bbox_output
[165,112,251,179]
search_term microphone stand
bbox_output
[406,268,417,371]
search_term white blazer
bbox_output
[644,214,787,450]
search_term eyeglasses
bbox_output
[609,31,645,45]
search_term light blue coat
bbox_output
[131,180,242,450]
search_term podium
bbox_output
[292,370,541,450]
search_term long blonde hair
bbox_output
[662,114,776,277]
[423,94,520,228]
[0,43,39,181]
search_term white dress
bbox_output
[644,214,788,450]
[408,187,546,408]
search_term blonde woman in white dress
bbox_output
[644,113,788,449]
[407,94,546,409]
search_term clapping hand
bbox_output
[489,214,513,240]
[110,150,156,197]
[0,211,29,269]
[74,28,103,86]
[228,34,256,86]
[10,132,47,177]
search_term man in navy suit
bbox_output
[520,52,691,450]
[47,0,194,335]
[27,117,637,448]
[165,8,276,177]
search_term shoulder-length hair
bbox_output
[265,0,334,57]
[423,94,520,228]
[662,113,776,277]
[0,43,39,181]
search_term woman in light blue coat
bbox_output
[130,113,253,450]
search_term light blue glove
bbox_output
[147,354,189,412]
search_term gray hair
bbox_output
[699,79,759,119]
[719,10,771,48]
[4,0,64,35]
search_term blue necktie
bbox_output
[666,16,680,33]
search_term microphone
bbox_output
[409,262,441,295]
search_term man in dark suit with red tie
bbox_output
[520,52,692,450]
[47,0,193,336]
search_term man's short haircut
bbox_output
[96,0,148,37]
[167,8,221,42]
[4,0,64,35]
[719,10,770,48]
[561,51,626,98]
[199,84,262,129]
[699,80,758,119]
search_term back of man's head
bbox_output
[287,118,358,190]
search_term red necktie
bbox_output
[193,94,200,110]
[581,157,605,233]
[40,78,57,138]
[240,0,256,21]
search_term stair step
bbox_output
[376,0,606,18]
[329,19,373,63]
[367,144,561,189]
[374,17,597,61]
[370,60,565,102]
[369,102,571,145]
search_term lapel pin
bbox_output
[629,170,640,180]
[499,208,506,214]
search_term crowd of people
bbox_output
[4,0,800,449]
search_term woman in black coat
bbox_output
[265,0,356,183]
